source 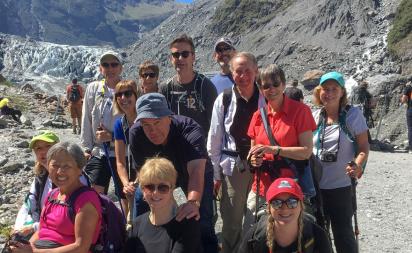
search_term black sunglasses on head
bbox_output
[101,62,120,68]
[171,51,192,59]
[216,46,232,53]
[270,198,299,209]
[142,183,171,194]
[141,72,157,78]
[261,81,282,90]
[115,90,134,98]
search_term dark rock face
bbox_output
[0,0,179,47]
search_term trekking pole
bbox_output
[351,177,360,253]
[255,166,261,223]
[102,142,127,223]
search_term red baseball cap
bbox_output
[266,178,304,203]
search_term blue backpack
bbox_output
[48,186,126,252]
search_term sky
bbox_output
[176,0,193,3]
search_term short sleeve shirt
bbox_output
[247,96,316,196]
[113,117,127,143]
[211,73,234,94]
[312,106,368,189]
[129,115,208,194]
[39,189,102,246]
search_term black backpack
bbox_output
[69,85,81,102]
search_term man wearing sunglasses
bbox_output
[81,51,123,195]
[138,60,159,93]
[211,37,237,94]
[129,93,218,253]
[160,34,217,137]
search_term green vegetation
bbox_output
[0,223,12,238]
[387,0,412,54]
[0,81,31,112]
[210,0,294,35]
[0,80,13,87]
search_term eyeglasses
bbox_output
[141,72,157,78]
[101,62,120,68]
[216,46,232,53]
[115,90,134,98]
[270,198,299,209]
[171,51,192,59]
[261,81,282,90]
[142,183,171,194]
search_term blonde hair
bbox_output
[34,162,46,176]
[139,157,177,189]
[312,85,348,107]
[266,201,305,252]
[113,80,140,115]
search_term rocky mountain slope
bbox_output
[0,0,183,47]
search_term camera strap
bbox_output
[319,109,341,154]
[259,107,299,177]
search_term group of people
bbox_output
[9,33,372,253]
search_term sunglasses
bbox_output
[216,46,232,53]
[171,51,192,59]
[101,62,120,68]
[261,81,282,90]
[141,72,157,78]
[270,198,299,209]
[115,90,134,98]
[142,183,171,194]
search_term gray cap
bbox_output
[214,37,235,51]
[100,51,122,64]
[136,93,173,121]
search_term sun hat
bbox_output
[100,51,122,64]
[266,178,304,203]
[29,131,60,149]
[214,37,235,51]
[319,71,345,88]
[135,93,173,121]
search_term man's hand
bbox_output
[95,124,112,143]
[123,182,136,196]
[346,162,362,179]
[176,201,200,222]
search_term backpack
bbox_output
[69,85,81,102]
[47,186,126,253]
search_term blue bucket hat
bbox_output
[320,71,345,88]
[136,93,173,121]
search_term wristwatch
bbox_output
[188,199,201,208]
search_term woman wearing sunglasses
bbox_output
[246,64,316,223]
[312,72,369,253]
[113,80,141,217]
[239,178,332,253]
[138,61,160,94]
[126,157,202,253]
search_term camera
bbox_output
[320,150,338,162]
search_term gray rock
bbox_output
[0,118,7,128]
[1,162,24,173]
[15,140,29,148]
[25,160,35,167]
[0,157,8,167]
[20,115,32,126]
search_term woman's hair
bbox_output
[113,80,140,115]
[139,157,177,189]
[312,85,348,107]
[34,162,47,176]
[259,64,286,85]
[138,61,160,78]
[47,142,86,169]
[229,52,257,71]
[266,201,305,252]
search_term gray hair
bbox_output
[47,142,86,169]
[230,51,257,71]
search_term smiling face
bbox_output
[261,77,286,102]
[48,151,82,192]
[142,180,173,209]
[214,43,235,68]
[139,70,159,94]
[170,42,195,74]
[319,80,344,108]
[269,193,302,225]
[141,116,171,145]
[116,88,137,115]
[231,56,258,89]
[33,140,55,169]
[99,56,122,83]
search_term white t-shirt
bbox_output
[312,106,368,189]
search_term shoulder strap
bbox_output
[259,107,299,176]
[66,186,96,223]
[338,105,355,142]
[121,115,129,145]
[222,88,232,118]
